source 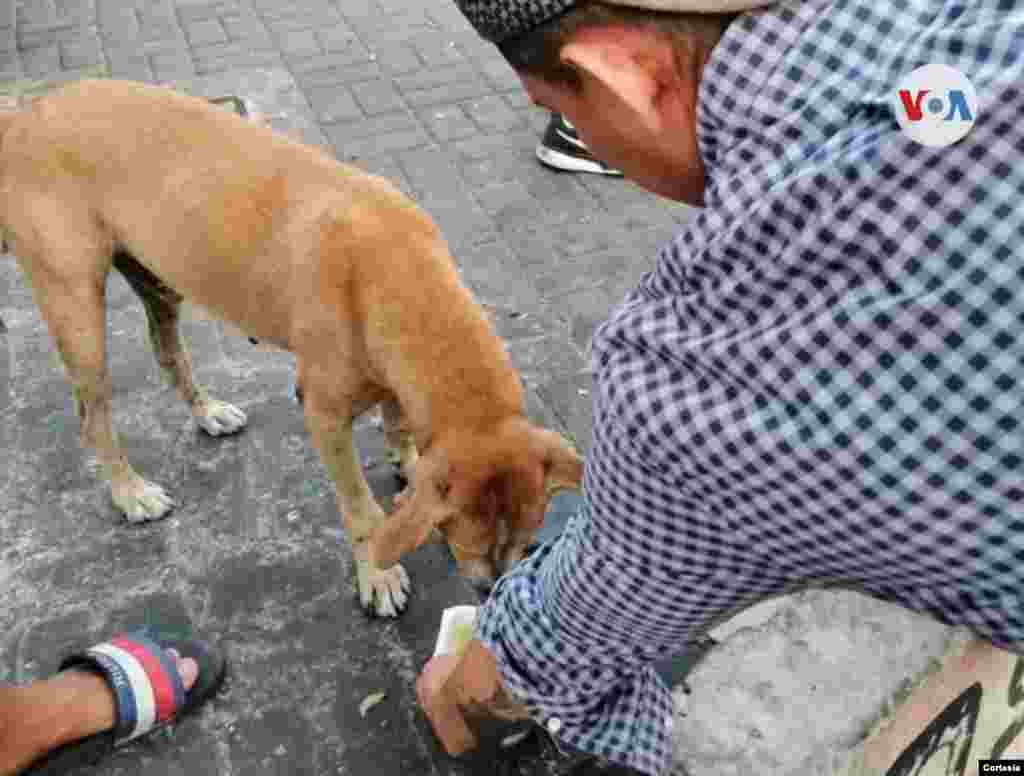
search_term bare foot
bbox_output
[68,648,198,735]
[6,650,203,776]
[167,649,199,690]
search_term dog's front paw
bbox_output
[356,558,411,617]
[194,399,247,436]
[112,477,176,522]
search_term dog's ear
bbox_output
[369,452,453,569]
[503,427,584,543]
[538,429,584,498]
[499,460,547,543]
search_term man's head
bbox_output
[454,0,771,203]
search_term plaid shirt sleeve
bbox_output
[477,1,1024,774]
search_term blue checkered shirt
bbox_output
[475,1,1024,774]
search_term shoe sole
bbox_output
[536,145,622,176]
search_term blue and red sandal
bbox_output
[25,627,227,774]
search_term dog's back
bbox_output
[0,106,15,147]
[0,97,21,253]
[0,79,449,349]
[0,79,515,412]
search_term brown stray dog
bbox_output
[0,79,582,616]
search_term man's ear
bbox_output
[369,453,452,569]
[559,32,663,129]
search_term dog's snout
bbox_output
[469,576,495,602]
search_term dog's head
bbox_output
[369,417,583,596]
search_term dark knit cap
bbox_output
[454,0,579,44]
[453,0,775,67]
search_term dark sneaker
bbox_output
[536,114,623,176]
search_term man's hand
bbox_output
[417,651,477,754]
[416,638,529,756]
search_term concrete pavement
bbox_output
[0,0,961,774]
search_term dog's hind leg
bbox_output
[11,221,174,521]
[299,375,410,617]
[113,251,247,437]
[380,395,418,485]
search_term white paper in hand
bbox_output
[432,606,479,657]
